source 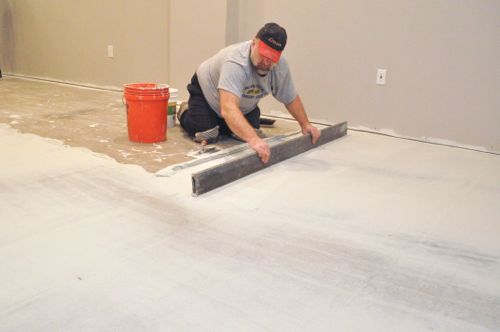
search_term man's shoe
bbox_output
[194,125,220,144]
[177,101,189,122]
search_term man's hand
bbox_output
[248,137,271,163]
[219,89,271,163]
[302,123,321,144]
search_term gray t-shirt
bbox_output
[196,41,297,116]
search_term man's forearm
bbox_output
[285,94,321,144]
[221,103,260,143]
[285,95,311,129]
[219,89,270,163]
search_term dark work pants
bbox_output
[179,73,260,137]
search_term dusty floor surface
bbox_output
[1,78,499,331]
[0,77,302,172]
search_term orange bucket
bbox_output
[123,83,170,143]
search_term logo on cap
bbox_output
[267,37,283,49]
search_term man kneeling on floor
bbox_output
[177,22,320,164]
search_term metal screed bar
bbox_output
[191,121,348,195]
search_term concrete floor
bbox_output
[1,79,500,331]
[0,77,302,172]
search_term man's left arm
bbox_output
[285,95,321,144]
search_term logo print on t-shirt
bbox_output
[242,84,264,99]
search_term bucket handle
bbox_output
[122,96,129,114]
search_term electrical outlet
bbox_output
[376,69,387,85]
[107,45,114,58]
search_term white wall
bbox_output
[168,0,228,100]
[238,0,500,152]
[0,0,169,87]
[0,0,13,72]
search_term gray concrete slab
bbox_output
[0,116,499,330]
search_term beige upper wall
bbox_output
[1,0,169,88]
[0,0,229,95]
[0,0,12,71]
[168,0,228,101]
[239,0,500,152]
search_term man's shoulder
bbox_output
[275,56,290,72]
[220,41,253,77]
[223,41,252,66]
[267,56,290,78]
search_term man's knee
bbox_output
[180,105,219,137]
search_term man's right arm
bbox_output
[219,89,270,163]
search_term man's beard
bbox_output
[256,68,269,76]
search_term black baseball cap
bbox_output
[256,23,287,62]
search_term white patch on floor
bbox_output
[0,123,499,331]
